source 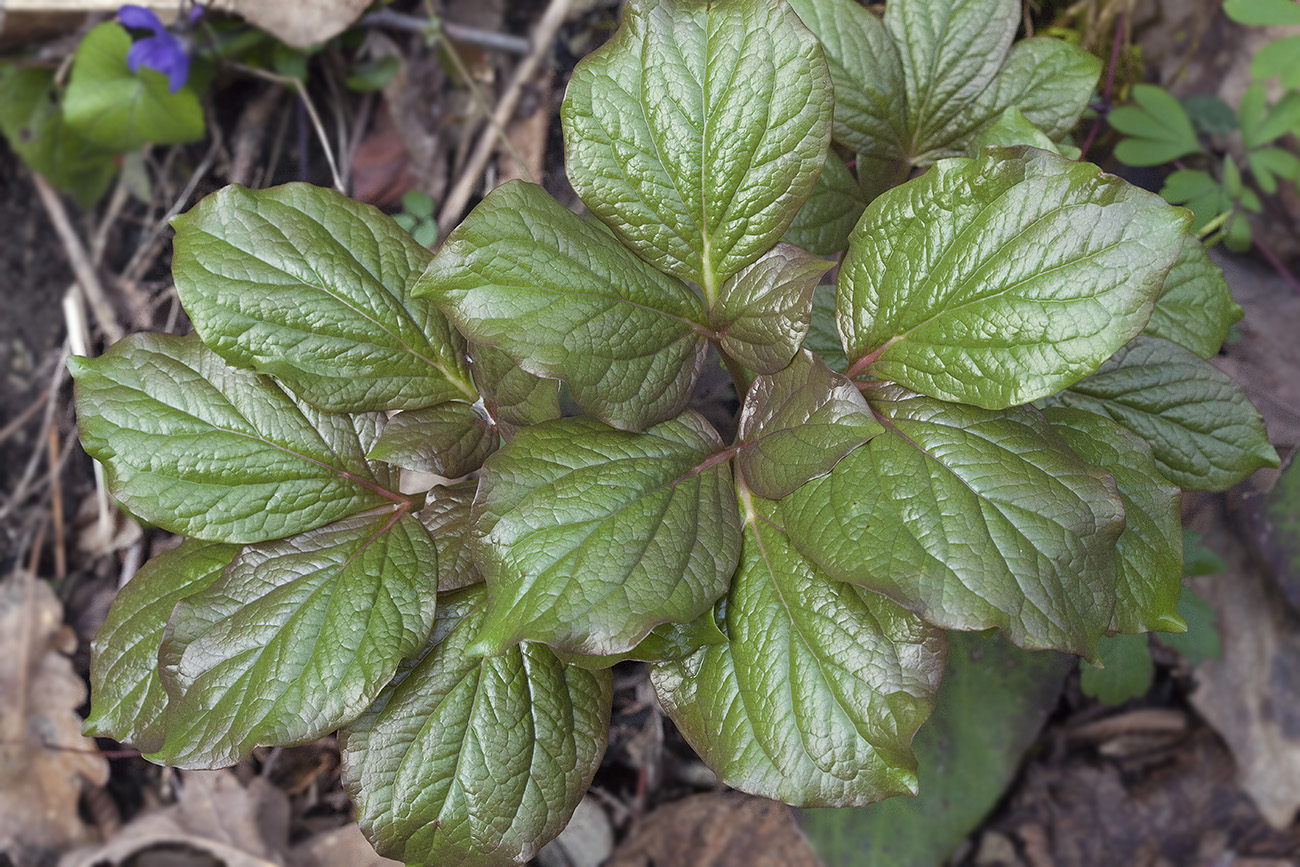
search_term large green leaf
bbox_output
[0,66,116,207]
[1044,336,1278,491]
[785,0,906,162]
[151,513,437,768]
[554,607,729,670]
[340,587,611,867]
[62,23,204,150]
[804,283,849,372]
[416,181,708,432]
[781,155,868,255]
[468,343,559,441]
[562,0,832,297]
[886,0,1018,161]
[69,333,394,544]
[369,402,497,479]
[960,37,1100,146]
[84,540,238,753]
[652,487,947,807]
[469,413,742,657]
[790,0,1095,164]
[839,147,1189,410]
[172,183,473,412]
[417,482,482,592]
[800,631,1073,866]
[736,349,883,498]
[711,244,833,374]
[1042,407,1184,634]
[967,107,1062,154]
[1143,236,1242,358]
[780,386,1124,657]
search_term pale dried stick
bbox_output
[233,63,345,193]
[436,0,575,236]
[32,173,124,344]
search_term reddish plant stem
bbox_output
[1078,10,1127,162]
[1253,237,1300,295]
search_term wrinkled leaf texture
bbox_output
[839,147,1190,409]
[341,587,611,867]
[151,513,437,768]
[172,183,473,412]
[417,181,708,432]
[652,487,946,806]
[780,386,1124,658]
[469,412,742,657]
[70,333,393,544]
[562,0,832,297]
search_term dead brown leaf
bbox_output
[1212,252,1300,453]
[986,726,1273,866]
[211,0,371,49]
[498,69,554,186]
[607,792,818,867]
[0,571,109,865]
[59,770,288,867]
[287,823,401,867]
[60,766,399,867]
[1189,550,1300,829]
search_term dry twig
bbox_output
[32,173,123,344]
[436,0,576,236]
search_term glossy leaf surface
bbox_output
[417,482,482,592]
[70,333,392,544]
[340,587,611,867]
[1043,407,1184,634]
[555,608,728,670]
[886,0,1019,161]
[839,148,1188,409]
[173,183,473,411]
[1144,236,1242,358]
[792,0,1094,164]
[711,244,833,374]
[786,0,906,161]
[369,402,497,479]
[736,350,883,499]
[62,23,204,150]
[804,284,849,372]
[562,0,832,295]
[152,513,437,768]
[417,181,708,431]
[963,37,1100,145]
[469,343,560,441]
[84,540,238,753]
[652,488,946,807]
[1045,336,1278,491]
[471,413,742,656]
[781,386,1124,658]
[782,154,868,256]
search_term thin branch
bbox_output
[1078,9,1126,161]
[232,63,345,193]
[1253,237,1300,295]
[436,0,575,236]
[361,9,532,55]
[32,173,123,344]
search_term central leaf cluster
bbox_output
[71,1,1277,865]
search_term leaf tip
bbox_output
[1153,612,1188,634]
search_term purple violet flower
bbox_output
[118,4,194,93]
